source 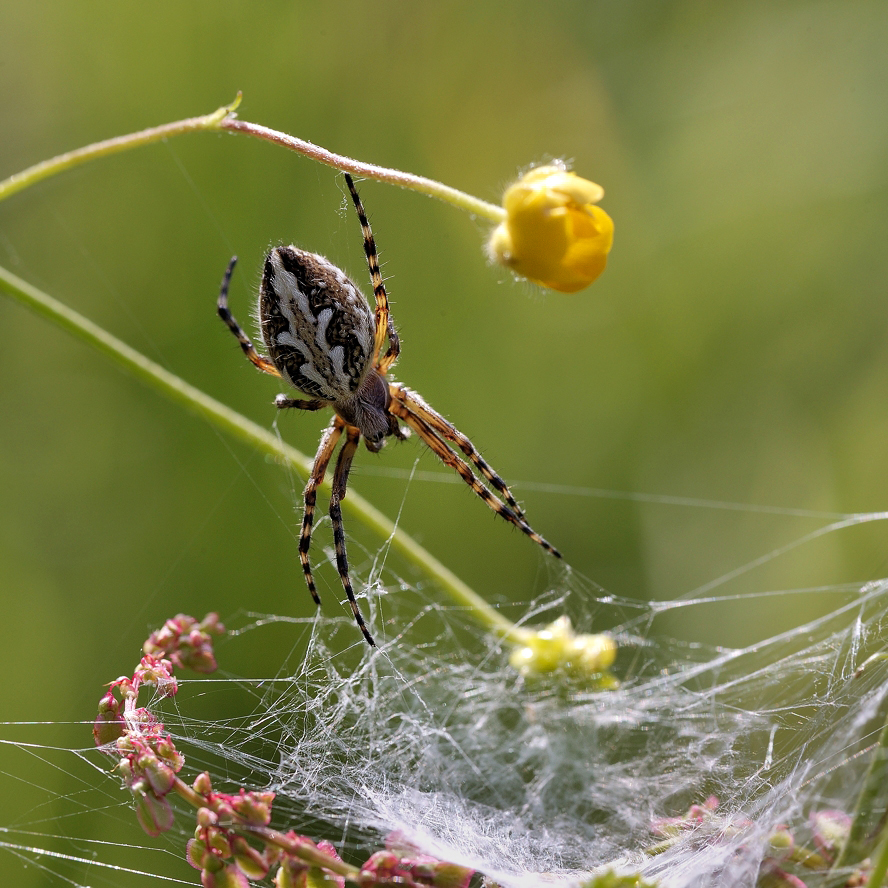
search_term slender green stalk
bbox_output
[0,94,505,222]
[867,828,888,888]
[0,97,240,203]
[0,264,529,645]
[831,714,888,883]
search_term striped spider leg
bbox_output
[217,173,560,646]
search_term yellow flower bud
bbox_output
[488,165,614,293]
[509,615,617,684]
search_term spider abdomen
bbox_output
[260,246,375,401]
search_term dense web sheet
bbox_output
[217,571,888,887]
[3,501,888,888]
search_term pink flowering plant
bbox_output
[647,796,886,888]
[93,614,474,888]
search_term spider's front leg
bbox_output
[328,425,376,646]
[275,395,329,411]
[344,173,400,374]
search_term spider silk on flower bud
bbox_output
[509,615,617,684]
[488,164,614,293]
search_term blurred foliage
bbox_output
[1,1,887,885]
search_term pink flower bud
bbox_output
[768,825,795,859]
[141,757,176,797]
[207,829,233,857]
[93,692,125,746]
[187,838,211,871]
[361,848,474,888]
[810,810,851,861]
[133,790,174,837]
[202,862,250,888]
[197,807,218,829]
[230,789,275,826]
[193,772,213,795]
[144,613,224,674]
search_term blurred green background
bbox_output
[1,0,888,884]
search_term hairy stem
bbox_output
[0,264,530,645]
[218,117,505,221]
[0,94,505,221]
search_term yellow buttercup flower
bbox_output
[488,164,614,293]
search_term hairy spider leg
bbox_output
[217,256,282,377]
[343,173,400,374]
[328,424,376,646]
[299,418,344,606]
[276,396,330,411]
[391,384,528,519]
[389,396,562,559]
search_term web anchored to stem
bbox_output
[3,94,887,888]
[93,614,477,888]
[91,555,888,888]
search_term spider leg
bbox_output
[217,256,282,377]
[329,425,376,646]
[300,417,344,605]
[391,385,527,519]
[344,174,400,374]
[389,399,562,559]
[275,396,329,411]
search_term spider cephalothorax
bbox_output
[218,174,561,646]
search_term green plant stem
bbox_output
[0,95,506,222]
[0,263,530,646]
[866,828,888,888]
[831,714,888,882]
[0,98,239,203]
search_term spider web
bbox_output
[218,527,888,888]
[2,149,886,888]
[3,485,886,888]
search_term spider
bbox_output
[217,173,561,646]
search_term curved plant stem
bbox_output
[218,117,505,221]
[831,713,888,882]
[0,94,505,222]
[0,97,241,203]
[0,264,529,646]
[866,829,888,888]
